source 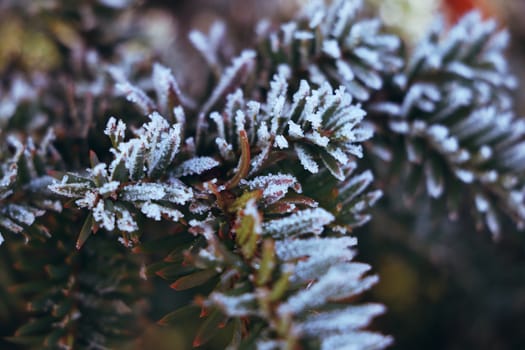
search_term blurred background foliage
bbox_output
[1,0,525,349]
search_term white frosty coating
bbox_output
[143,111,170,140]
[271,96,286,124]
[245,173,301,204]
[295,144,319,174]
[256,340,286,350]
[324,0,359,38]
[337,60,355,82]
[450,107,499,141]
[320,331,393,350]
[200,50,256,119]
[486,208,501,238]
[122,139,146,180]
[331,122,369,145]
[109,148,126,179]
[266,71,289,120]
[7,204,43,226]
[306,131,329,147]
[189,21,225,69]
[174,106,186,125]
[0,217,23,233]
[294,30,315,41]
[250,145,272,176]
[235,110,246,137]
[263,208,334,237]
[298,303,386,334]
[354,46,381,71]
[292,252,359,284]
[118,236,134,248]
[278,263,377,315]
[93,201,115,231]
[247,100,261,119]
[0,77,39,122]
[152,63,184,110]
[49,178,91,198]
[0,164,17,189]
[163,180,193,205]
[98,181,120,196]
[146,115,182,177]
[210,112,225,140]
[446,61,474,80]
[91,163,109,179]
[480,170,498,183]
[389,121,409,134]
[151,132,179,173]
[327,104,366,132]
[500,142,525,169]
[189,30,214,65]
[115,81,155,114]
[276,236,358,284]
[287,121,304,138]
[281,22,297,45]
[354,64,382,89]
[174,157,219,177]
[454,168,475,184]
[328,147,349,164]
[242,198,262,235]
[303,89,322,128]
[215,137,234,160]
[115,206,138,233]
[140,202,183,222]
[275,135,289,149]
[120,183,166,202]
[75,191,98,209]
[98,0,131,8]
[225,89,245,122]
[425,161,443,198]
[322,39,341,59]
[478,145,493,160]
[210,292,258,317]
[6,136,24,160]
[288,79,311,118]
[188,217,217,241]
[37,199,63,213]
[475,194,489,213]
[275,236,357,260]
[104,117,126,142]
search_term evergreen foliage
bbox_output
[0,0,523,349]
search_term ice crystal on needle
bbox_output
[50,112,192,244]
[372,11,525,237]
[257,0,402,101]
[209,72,372,179]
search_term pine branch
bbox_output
[3,1,524,349]
[6,213,146,350]
[370,11,525,238]
[0,131,62,244]
[61,45,391,347]
[255,0,403,100]
[49,112,193,248]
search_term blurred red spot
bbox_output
[443,0,490,24]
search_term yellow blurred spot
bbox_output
[20,29,62,72]
[0,14,62,73]
[374,255,420,312]
[0,18,25,72]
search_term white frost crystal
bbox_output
[263,208,334,237]
[93,201,115,231]
[174,157,219,177]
